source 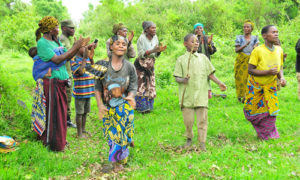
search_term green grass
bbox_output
[0,43,299,180]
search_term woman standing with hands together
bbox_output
[34,16,87,151]
[234,20,259,102]
[134,21,167,113]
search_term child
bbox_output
[173,33,227,151]
[71,46,96,138]
[29,46,66,81]
[29,47,52,78]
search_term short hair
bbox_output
[261,25,275,35]
[28,47,37,58]
[184,33,195,42]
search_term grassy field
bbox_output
[0,41,299,180]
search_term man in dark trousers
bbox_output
[59,19,76,128]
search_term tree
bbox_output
[31,0,70,21]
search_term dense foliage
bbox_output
[0,0,299,69]
[0,0,69,51]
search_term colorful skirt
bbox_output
[31,79,46,136]
[103,102,134,163]
[244,76,280,140]
[243,111,279,140]
[135,96,154,112]
[234,53,250,98]
[37,78,68,151]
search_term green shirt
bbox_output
[173,51,215,108]
[59,34,73,77]
[37,37,69,80]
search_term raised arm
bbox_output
[51,37,85,64]
[127,43,136,58]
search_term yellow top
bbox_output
[249,44,283,85]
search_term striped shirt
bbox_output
[71,56,95,98]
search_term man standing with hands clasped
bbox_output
[59,19,77,128]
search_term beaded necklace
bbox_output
[265,42,275,52]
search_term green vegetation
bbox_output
[0,0,299,179]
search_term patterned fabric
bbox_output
[0,136,16,153]
[38,16,59,33]
[135,96,154,112]
[36,16,59,41]
[86,60,109,80]
[244,20,255,29]
[243,111,279,140]
[37,78,68,151]
[31,79,47,136]
[234,52,250,98]
[71,56,95,99]
[235,35,259,55]
[103,102,134,162]
[134,57,156,99]
[244,75,279,117]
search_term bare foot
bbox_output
[82,130,91,135]
[77,134,87,139]
[183,138,192,148]
[199,142,207,152]
[113,163,124,172]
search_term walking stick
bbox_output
[180,37,196,109]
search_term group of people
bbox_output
[233,21,288,140]
[29,16,295,172]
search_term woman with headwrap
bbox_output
[194,23,218,99]
[193,23,216,60]
[134,21,166,113]
[95,35,137,172]
[33,16,86,151]
[234,20,259,102]
[106,23,136,60]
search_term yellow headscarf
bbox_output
[244,20,255,30]
[35,16,59,41]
